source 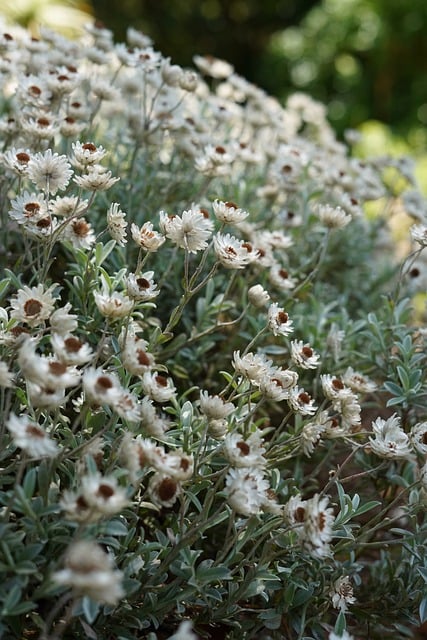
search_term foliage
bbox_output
[0,17,427,640]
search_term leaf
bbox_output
[420,597,427,624]
[23,468,37,499]
[82,596,100,624]
[334,610,347,635]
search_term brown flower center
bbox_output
[236,441,250,456]
[136,277,150,289]
[49,361,67,376]
[72,220,90,237]
[155,375,168,387]
[95,376,113,391]
[158,477,178,502]
[97,483,115,499]
[24,299,43,317]
[16,152,30,164]
[64,337,83,352]
[82,142,97,153]
[26,424,45,438]
[302,346,313,358]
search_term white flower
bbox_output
[315,203,352,229]
[148,472,181,508]
[10,284,57,327]
[27,149,73,194]
[107,202,128,246]
[131,221,165,251]
[303,493,335,558]
[51,333,93,365]
[159,205,214,253]
[224,467,270,516]
[74,165,119,191]
[18,339,81,389]
[27,382,66,409]
[167,620,198,640]
[61,217,95,250]
[223,431,266,468]
[411,224,427,247]
[53,541,124,605]
[9,190,47,225]
[341,367,377,394]
[80,473,129,516]
[6,413,58,458]
[269,263,296,291]
[1,147,32,176]
[288,387,317,416]
[83,367,124,406]
[290,340,321,369]
[214,232,259,269]
[50,195,88,218]
[141,371,176,403]
[329,575,356,612]
[49,303,78,334]
[93,290,134,319]
[126,271,160,301]
[212,199,249,224]
[248,284,270,308]
[369,414,414,460]
[410,422,427,455]
[267,303,294,337]
[329,631,354,640]
[199,390,235,420]
[258,368,298,401]
[300,413,329,456]
[0,360,14,387]
[122,338,156,375]
[193,54,234,78]
[70,141,107,169]
[232,350,277,385]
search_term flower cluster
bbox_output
[0,17,426,640]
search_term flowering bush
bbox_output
[0,18,427,640]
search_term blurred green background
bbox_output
[2,0,427,161]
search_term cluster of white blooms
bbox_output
[0,18,426,638]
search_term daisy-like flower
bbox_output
[258,367,299,401]
[70,141,107,169]
[122,337,156,375]
[27,382,66,409]
[267,303,294,338]
[369,414,414,460]
[80,472,129,517]
[214,232,259,269]
[107,202,127,246]
[232,350,277,385]
[288,387,317,416]
[6,413,58,458]
[83,367,124,406]
[74,165,119,191]
[125,271,160,301]
[50,333,93,365]
[199,390,235,420]
[93,290,134,319]
[290,340,321,369]
[152,449,194,481]
[300,411,331,456]
[315,203,352,229]
[410,224,427,248]
[139,396,170,438]
[141,371,176,403]
[18,338,81,389]
[10,284,57,327]
[61,217,96,250]
[269,263,297,291]
[49,303,78,335]
[329,575,356,612]
[212,199,249,225]
[224,467,269,516]
[248,284,270,308]
[159,205,214,253]
[303,493,335,558]
[0,360,14,387]
[131,221,165,251]
[1,147,32,176]
[8,191,47,225]
[223,431,266,468]
[50,195,88,218]
[27,149,73,194]
[53,540,124,605]
[148,472,181,508]
[193,54,234,79]
[341,367,377,394]
[410,422,427,456]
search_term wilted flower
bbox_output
[329,575,356,612]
